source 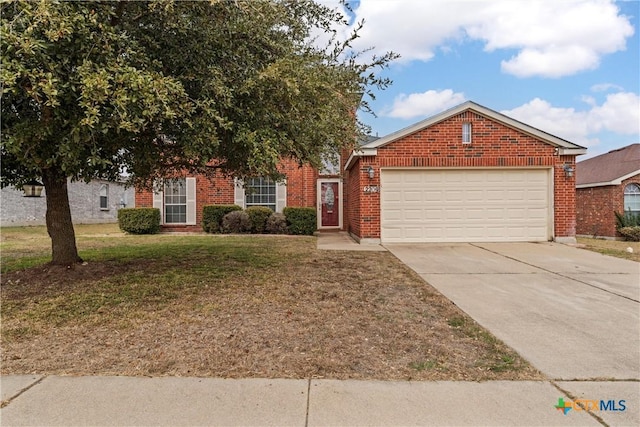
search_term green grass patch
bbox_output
[1,230,311,328]
[409,360,442,371]
[447,313,525,373]
[1,222,300,273]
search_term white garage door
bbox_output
[381,169,551,243]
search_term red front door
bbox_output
[320,182,339,227]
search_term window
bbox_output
[245,177,276,211]
[462,122,472,144]
[320,154,341,175]
[99,184,109,210]
[624,183,640,217]
[164,178,187,223]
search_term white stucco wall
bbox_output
[0,179,135,227]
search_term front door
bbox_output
[319,181,340,228]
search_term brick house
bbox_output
[576,144,640,238]
[135,158,340,232]
[136,101,587,243]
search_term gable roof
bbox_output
[576,143,640,188]
[345,101,587,170]
[366,101,586,152]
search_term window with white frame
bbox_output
[164,178,187,223]
[624,183,640,217]
[462,122,472,144]
[99,184,109,210]
[245,177,276,211]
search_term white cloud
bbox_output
[500,45,600,78]
[502,98,593,145]
[343,0,634,78]
[383,89,466,119]
[501,92,640,147]
[590,83,624,93]
[590,92,640,135]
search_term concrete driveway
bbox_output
[386,242,640,381]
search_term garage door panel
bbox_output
[446,208,464,220]
[486,208,504,219]
[466,190,484,201]
[445,190,464,202]
[506,208,526,219]
[404,209,423,221]
[404,191,422,202]
[466,209,485,220]
[425,208,445,220]
[384,209,403,221]
[381,169,550,243]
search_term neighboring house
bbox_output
[0,178,135,227]
[576,143,640,238]
[136,101,587,243]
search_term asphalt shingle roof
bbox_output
[576,143,640,186]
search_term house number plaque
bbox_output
[363,185,380,193]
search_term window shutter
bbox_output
[153,181,164,224]
[234,178,245,208]
[186,177,196,225]
[276,181,287,213]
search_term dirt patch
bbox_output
[1,238,542,381]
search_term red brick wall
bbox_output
[576,174,640,237]
[280,161,318,207]
[346,111,578,240]
[576,185,616,237]
[135,159,318,230]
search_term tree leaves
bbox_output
[1,0,397,189]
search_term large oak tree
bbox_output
[1,0,396,265]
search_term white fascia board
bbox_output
[344,148,377,170]
[558,148,588,156]
[616,169,640,184]
[344,152,357,170]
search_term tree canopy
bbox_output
[1,0,397,265]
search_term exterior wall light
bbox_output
[563,163,575,178]
[367,166,375,179]
[23,180,44,197]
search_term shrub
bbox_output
[245,206,274,234]
[265,212,288,234]
[618,226,640,242]
[118,208,161,234]
[283,207,316,235]
[221,210,251,234]
[202,205,242,233]
[615,211,640,228]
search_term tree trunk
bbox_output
[42,167,83,265]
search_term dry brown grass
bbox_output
[577,237,640,262]
[1,227,541,381]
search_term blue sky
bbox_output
[328,0,639,160]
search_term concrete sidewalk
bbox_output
[5,375,637,426]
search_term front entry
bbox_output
[318,180,342,229]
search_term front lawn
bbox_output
[577,237,640,262]
[1,224,540,380]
